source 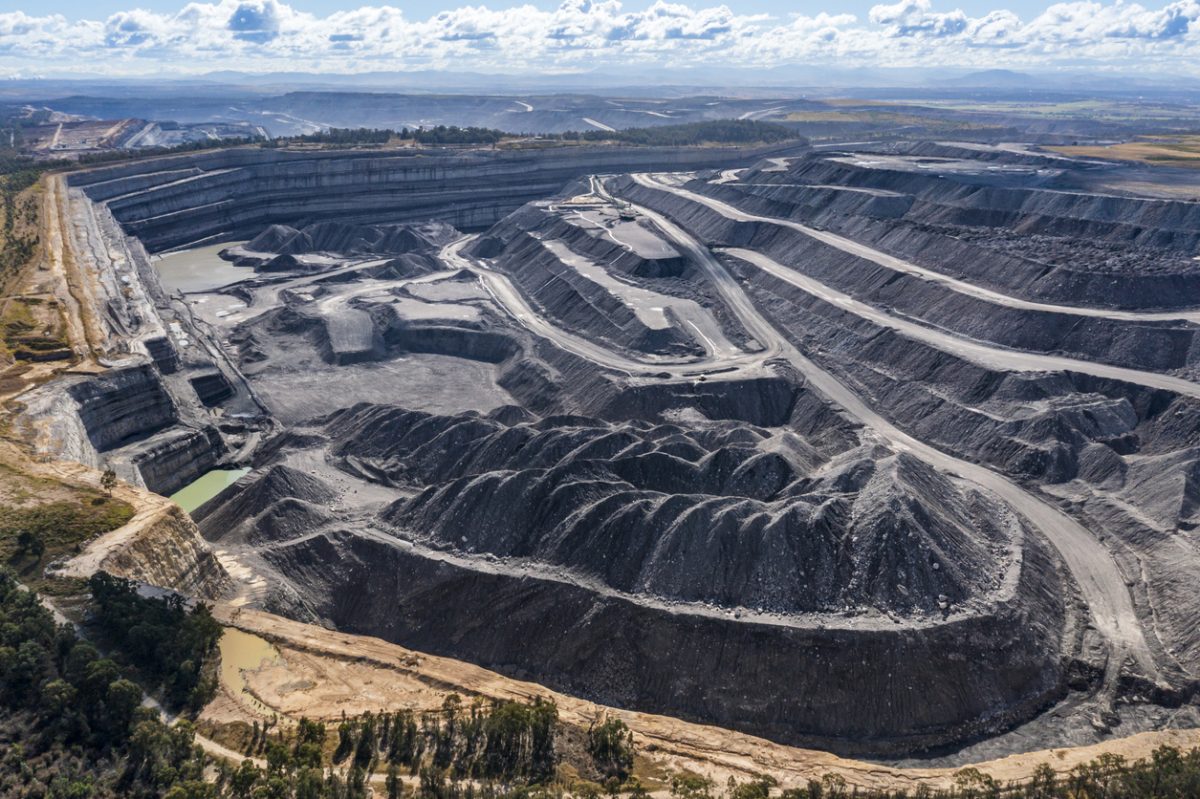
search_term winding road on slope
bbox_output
[632,173,1200,325]
[720,247,1200,400]
[595,176,1162,684]
[433,173,1160,684]
[438,237,777,379]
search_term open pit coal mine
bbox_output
[31,140,1200,760]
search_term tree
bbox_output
[386,763,405,799]
[295,768,325,799]
[334,718,358,763]
[354,712,378,771]
[105,678,144,737]
[266,741,293,776]
[587,717,634,782]
[1029,763,1057,799]
[670,774,712,799]
[953,768,999,799]
[728,778,774,799]
[100,466,117,497]
[15,529,36,559]
[819,774,848,799]
[229,759,261,799]
[294,717,326,769]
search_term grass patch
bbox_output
[0,296,35,337]
[0,492,134,586]
[1,295,71,363]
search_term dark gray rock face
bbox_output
[54,364,227,495]
[189,370,235,407]
[143,336,180,374]
[225,220,462,266]
[68,144,807,252]
[464,206,700,357]
[252,220,459,256]
[131,426,224,495]
[597,153,1200,719]
[611,178,1200,377]
[327,404,1012,616]
[193,464,337,545]
[698,149,1200,311]
[68,364,178,451]
[189,401,1067,755]
[258,524,1065,755]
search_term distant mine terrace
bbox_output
[30,138,1200,762]
[68,142,807,251]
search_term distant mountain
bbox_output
[947,69,1035,88]
[3,65,1197,106]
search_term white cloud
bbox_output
[869,0,969,36]
[0,0,1197,75]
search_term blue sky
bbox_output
[2,0,1198,77]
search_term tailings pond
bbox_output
[169,468,250,514]
[154,242,251,294]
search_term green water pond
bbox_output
[168,468,250,514]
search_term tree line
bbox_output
[0,149,44,289]
[5,569,1200,797]
[0,570,217,798]
[329,695,558,784]
[666,752,1200,798]
[268,120,802,148]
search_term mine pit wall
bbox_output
[697,176,1200,314]
[735,241,1181,485]
[131,426,225,496]
[68,144,809,253]
[610,178,1200,679]
[395,314,806,427]
[611,179,1200,473]
[467,208,702,356]
[482,231,694,357]
[261,522,1072,756]
[722,159,1200,310]
[639,181,1200,375]
[13,178,244,500]
[20,362,229,495]
[68,364,179,450]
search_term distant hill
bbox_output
[947,69,1034,88]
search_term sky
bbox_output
[1,0,1199,78]
[9,0,1059,18]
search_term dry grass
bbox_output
[1050,136,1200,167]
[0,454,134,591]
[1,296,71,362]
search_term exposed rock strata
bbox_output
[69,144,808,252]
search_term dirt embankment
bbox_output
[1,443,227,599]
[209,605,1200,794]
